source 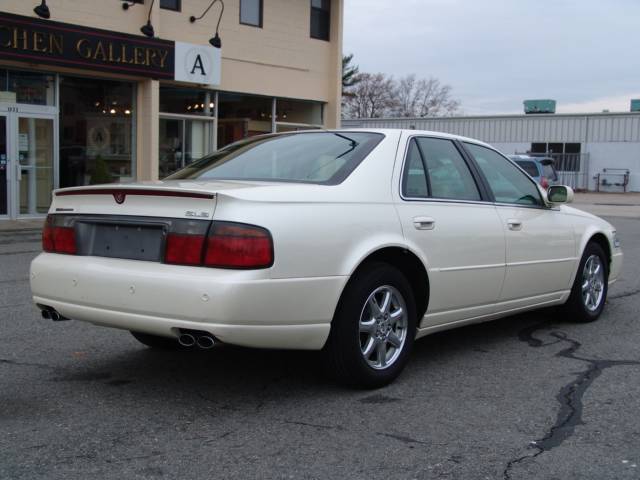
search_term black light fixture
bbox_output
[140,0,156,37]
[33,0,50,19]
[121,0,137,10]
[190,0,225,49]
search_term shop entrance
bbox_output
[0,107,56,219]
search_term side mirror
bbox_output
[547,185,574,204]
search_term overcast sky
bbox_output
[343,0,640,115]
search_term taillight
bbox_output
[42,216,77,255]
[165,233,205,266]
[204,222,273,269]
[540,176,549,189]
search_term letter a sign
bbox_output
[174,42,221,86]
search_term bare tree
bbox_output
[343,73,397,119]
[394,75,460,117]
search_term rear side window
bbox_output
[466,143,542,206]
[402,137,481,201]
[515,160,538,177]
[402,140,429,198]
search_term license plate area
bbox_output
[76,221,166,262]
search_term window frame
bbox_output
[461,141,547,210]
[310,0,331,41]
[399,135,491,204]
[159,0,181,12]
[239,0,263,28]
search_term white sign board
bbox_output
[174,42,221,86]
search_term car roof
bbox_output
[333,128,496,150]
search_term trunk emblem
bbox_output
[113,192,126,204]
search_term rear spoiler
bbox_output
[539,158,555,166]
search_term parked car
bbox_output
[31,130,623,388]
[508,154,559,189]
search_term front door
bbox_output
[1,109,56,219]
[463,142,576,305]
[15,115,55,217]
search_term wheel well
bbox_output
[588,233,612,268]
[352,247,430,318]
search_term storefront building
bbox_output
[0,0,342,219]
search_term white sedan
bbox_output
[30,129,623,387]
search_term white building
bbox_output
[343,112,640,192]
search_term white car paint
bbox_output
[30,129,623,350]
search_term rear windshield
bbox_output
[166,132,384,185]
[542,163,558,181]
[515,160,538,177]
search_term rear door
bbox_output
[464,143,576,307]
[394,134,506,327]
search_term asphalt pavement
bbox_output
[1,215,639,480]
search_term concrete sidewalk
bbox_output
[573,192,640,218]
[0,218,44,232]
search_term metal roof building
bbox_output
[343,112,640,192]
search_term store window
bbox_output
[160,0,181,11]
[160,86,215,116]
[310,0,330,40]
[240,0,263,27]
[0,69,55,106]
[275,98,323,132]
[159,86,215,178]
[217,92,273,148]
[59,76,135,188]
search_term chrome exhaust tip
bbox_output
[178,333,196,348]
[196,335,215,350]
[50,310,60,321]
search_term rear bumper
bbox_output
[31,253,347,350]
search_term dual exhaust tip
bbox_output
[178,330,217,350]
[40,307,69,321]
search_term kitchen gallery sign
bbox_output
[0,11,221,85]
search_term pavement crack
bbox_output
[503,322,640,479]
[283,420,340,431]
[0,358,57,371]
[376,432,432,446]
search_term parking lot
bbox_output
[1,199,639,479]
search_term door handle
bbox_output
[16,163,21,182]
[507,219,523,231]
[413,216,435,230]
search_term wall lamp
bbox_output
[33,0,51,19]
[190,0,225,48]
[121,1,137,10]
[140,0,156,37]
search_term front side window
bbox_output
[310,0,330,40]
[466,143,542,206]
[240,0,263,27]
[167,132,383,185]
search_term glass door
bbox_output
[0,115,7,217]
[16,115,55,216]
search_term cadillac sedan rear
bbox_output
[30,131,386,352]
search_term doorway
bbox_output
[0,108,57,219]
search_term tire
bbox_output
[561,242,609,323]
[130,331,183,350]
[323,262,418,389]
